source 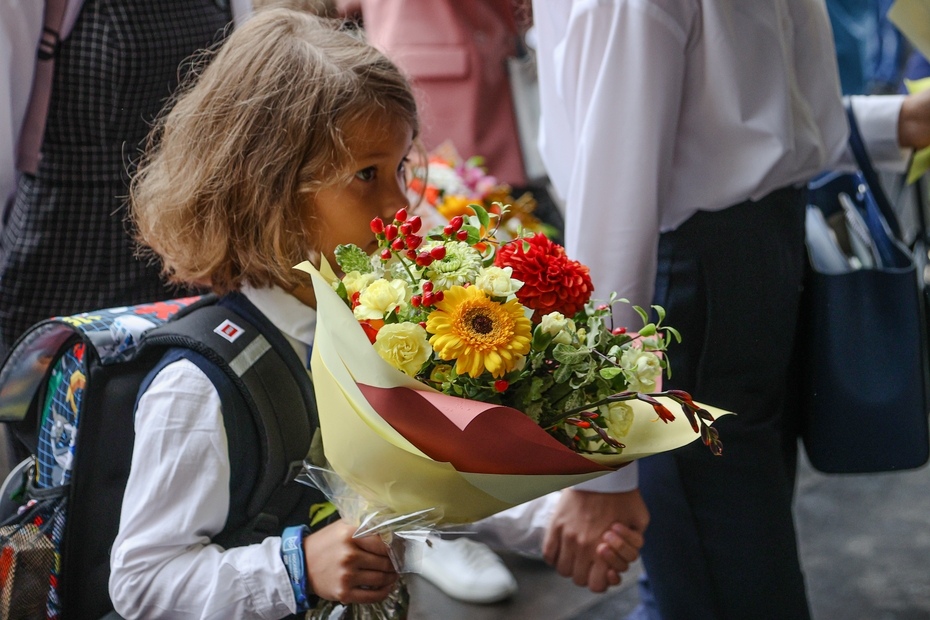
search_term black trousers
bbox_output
[638,187,811,620]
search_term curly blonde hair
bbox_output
[131,9,418,294]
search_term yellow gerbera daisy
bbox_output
[426,285,532,378]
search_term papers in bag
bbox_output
[806,173,910,274]
[295,260,729,524]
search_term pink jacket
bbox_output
[344,0,527,186]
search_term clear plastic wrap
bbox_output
[297,464,443,620]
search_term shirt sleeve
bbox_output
[109,359,297,620]
[551,0,690,327]
[572,463,639,493]
[830,95,910,173]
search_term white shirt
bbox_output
[533,0,909,493]
[110,285,316,620]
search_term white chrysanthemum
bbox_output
[425,241,483,289]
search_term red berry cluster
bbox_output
[442,215,469,242]
[373,209,419,260]
[371,209,447,267]
[410,281,445,308]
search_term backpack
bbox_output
[0,292,325,619]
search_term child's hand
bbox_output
[588,522,644,591]
[303,520,398,604]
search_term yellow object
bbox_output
[904,77,930,184]
[309,502,337,527]
[293,259,731,524]
[426,286,531,378]
[890,0,930,64]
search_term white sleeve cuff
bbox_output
[849,94,910,172]
[572,462,639,493]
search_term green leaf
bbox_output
[334,281,348,301]
[469,204,491,231]
[552,343,589,365]
[639,323,656,337]
[334,244,373,274]
[383,309,400,324]
[532,327,554,351]
[523,400,544,423]
[652,305,666,322]
[554,362,574,384]
[664,326,682,343]
[599,367,623,380]
[633,305,649,324]
[562,389,588,413]
[463,225,481,245]
[529,375,553,401]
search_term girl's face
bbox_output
[309,116,413,271]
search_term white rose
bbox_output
[354,279,409,320]
[341,271,376,297]
[601,401,634,439]
[539,312,576,345]
[373,323,433,376]
[621,348,663,392]
[476,266,524,298]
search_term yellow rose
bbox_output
[539,311,576,345]
[374,323,433,376]
[476,266,524,297]
[354,279,409,320]
[341,271,376,297]
[621,348,662,392]
[602,401,635,438]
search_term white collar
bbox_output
[240,284,316,347]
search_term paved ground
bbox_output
[411,450,930,620]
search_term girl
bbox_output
[110,10,416,617]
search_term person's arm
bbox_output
[534,0,691,593]
[0,1,43,208]
[828,93,930,174]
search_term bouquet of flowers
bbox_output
[295,204,727,619]
[407,142,556,239]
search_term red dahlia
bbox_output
[494,233,594,318]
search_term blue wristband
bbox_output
[281,525,311,612]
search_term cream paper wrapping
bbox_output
[295,260,730,524]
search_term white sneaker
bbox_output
[418,537,518,604]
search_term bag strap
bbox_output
[845,103,903,239]
[16,0,85,174]
[141,301,317,523]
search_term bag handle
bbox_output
[845,103,903,239]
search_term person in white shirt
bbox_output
[111,11,420,617]
[531,0,930,617]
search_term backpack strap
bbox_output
[140,297,320,543]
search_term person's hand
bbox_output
[899,88,930,150]
[543,488,649,593]
[303,520,398,604]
